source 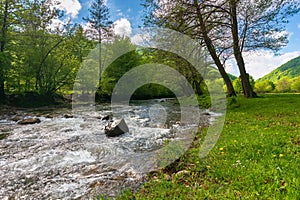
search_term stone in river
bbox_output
[64,114,74,118]
[18,118,41,125]
[11,116,23,122]
[105,118,129,137]
[97,115,111,121]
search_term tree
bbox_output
[225,0,300,97]
[83,0,113,81]
[228,0,256,97]
[142,0,237,96]
[0,0,21,98]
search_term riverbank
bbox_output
[116,94,300,199]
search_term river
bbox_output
[0,99,214,199]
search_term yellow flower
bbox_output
[219,147,224,151]
[272,155,277,158]
[279,154,284,157]
[207,165,211,169]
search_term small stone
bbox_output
[18,118,41,125]
[64,114,73,118]
[11,116,23,122]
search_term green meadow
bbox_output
[116,94,300,199]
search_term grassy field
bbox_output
[115,94,300,199]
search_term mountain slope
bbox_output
[258,56,300,82]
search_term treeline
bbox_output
[254,77,300,93]
[1,0,300,106]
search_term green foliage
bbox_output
[275,77,291,93]
[232,79,242,94]
[254,80,275,93]
[291,77,300,92]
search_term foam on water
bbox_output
[0,100,217,199]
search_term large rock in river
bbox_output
[18,118,41,125]
[105,119,129,137]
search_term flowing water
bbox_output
[0,99,213,199]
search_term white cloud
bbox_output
[114,18,132,37]
[55,0,82,18]
[130,33,152,46]
[232,50,300,80]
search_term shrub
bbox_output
[254,80,275,93]
[275,77,291,93]
[291,77,300,92]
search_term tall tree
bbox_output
[83,0,113,81]
[0,0,9,98]
[229,0,256,97]
[142,0,237,97]
[225,0,300,97]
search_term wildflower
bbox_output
[219,147,224,151]
[279,154,284,157]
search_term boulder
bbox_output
[18,118,41,125]
[105,118,129,137]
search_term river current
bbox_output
[0,99,214,199]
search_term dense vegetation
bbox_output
[116,94,300,199]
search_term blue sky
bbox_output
[58,0,300,79]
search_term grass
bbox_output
[114,94,300,199]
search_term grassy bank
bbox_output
[116,94,300,199]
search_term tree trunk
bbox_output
[229,0,256,98]
[0,0,9,99]
[193,80,203,96]
[193,0,236,97]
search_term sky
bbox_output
[56,0,300,80]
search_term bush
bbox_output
[254,80,275,93]
[275,77,291,93]
[291,77,300,92]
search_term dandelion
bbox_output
[219,147,224,151]
[279,154,284,157]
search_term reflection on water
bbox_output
[0,99,211,199]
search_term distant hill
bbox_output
[258,56,300,82]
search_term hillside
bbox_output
[258,56,300,82]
